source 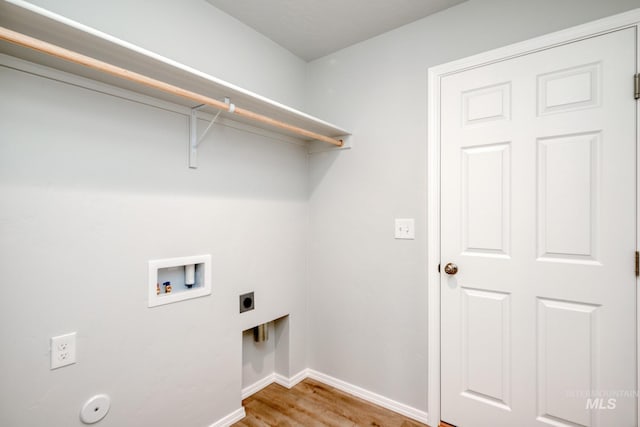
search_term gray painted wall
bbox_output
[305,0,639,413]
[242,322,277,389]
[0,1,309,426]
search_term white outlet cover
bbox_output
[51,332,77,369]
[395,218,415,239]
[80,394,111,424]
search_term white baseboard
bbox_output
[208,407,245,427]
[239,368,429,425]
[241,373,277,400]
[306,369,430,425]
[241,369,308,399]
[274,369,308,389]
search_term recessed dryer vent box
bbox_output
[148,255,211,307]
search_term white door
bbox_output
[440,28,637,427]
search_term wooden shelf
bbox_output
[0,0,350,144]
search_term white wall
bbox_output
[242,324,276,389]
[305,0,639,414]
[0,1,309,426]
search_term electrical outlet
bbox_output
[51,332,76,369]
[239,292,255,313]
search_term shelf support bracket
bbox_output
[189,104,222,169]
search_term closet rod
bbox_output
[0,26,344,147]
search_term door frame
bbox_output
[426,9,640,426]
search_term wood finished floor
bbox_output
[232,378,429,427]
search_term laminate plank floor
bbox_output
[232,378,429,427]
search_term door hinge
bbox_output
[635,74,640,100]
[635,251,639,277]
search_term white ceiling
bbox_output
[206,0,466,61]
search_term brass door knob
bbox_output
[444,263,458,275]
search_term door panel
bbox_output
[536,298,597,427]
[462,143,511,256]
[537,63,600,116]
[461,287,511,410]
[537,132,599,262]
[440,28,636,427]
